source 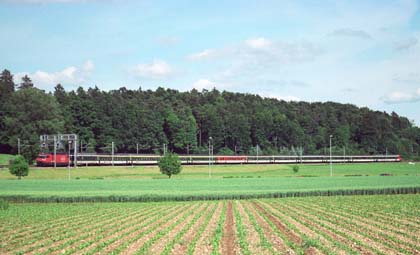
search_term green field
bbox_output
[0,161,419,180]
[0,162,419,202]
[0,154,15,165]
[1,195,419,254]
[0,176,419,201]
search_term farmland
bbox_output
[0,176,419,202]
[0,194,419,254]
[0,162,419,202]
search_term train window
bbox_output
[38,155,48,159]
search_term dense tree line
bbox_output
[1,69,419,161]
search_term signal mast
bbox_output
[40,134,78,168]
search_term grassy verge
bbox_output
[0,154,15,165]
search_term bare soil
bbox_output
[221,201,237,255]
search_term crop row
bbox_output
[0,194,419,254]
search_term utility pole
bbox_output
[136,143,139,155]
[256,144,259,164]
[111,141,114,166]
[53,135,57,169]
[343,146,346,162]
[329,135,333,177]
[17,138,20,155]
[208,137,212,178]
[68,141,71,180]
[74,138,77,168]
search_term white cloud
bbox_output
[192,79,216,90]
[328,28,372,39]
[83,60,94,72]
[1,0,96,3]
[188,38,322,66]
[187,49,216,60]
[382,88,420,104]
[15,60,94,88]
[245,37,272,49]
[156,36,180,46]
[130,60,175,80]
[394,37,418,51]
[259,92,301,102]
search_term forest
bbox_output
[1,69,419,161]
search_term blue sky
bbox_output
[1,0,420,125]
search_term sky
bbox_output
[1,0,419,126]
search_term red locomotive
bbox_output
[36,153,70,166]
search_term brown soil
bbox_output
[322,202,420,231]
[252,201,303,245]
[171,202,217,255]
[148,203,209,255]
[94,205,187,255]
[12,207,144,255]
[192,202,224,255]
[284,202,385,254]
[1,206,116,246]
[235,201,271,255]
[70,205,176,255]
[295,202,418,254]
[221,201,237,255]
[242,201,291,254]
[260,201,346,255]
[122,203,203,255]
[3,207,118,251]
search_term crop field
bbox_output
[0,176,419,202]
[0,194,419,255]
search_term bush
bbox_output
[292,165,299,173]
[158,153,182,178]
[9,155,29,180]
[217,147,234,155]
[0,199,9,210]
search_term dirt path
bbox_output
[221,201,237,255]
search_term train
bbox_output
[36,153,402,167]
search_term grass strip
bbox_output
[1,186,419,203]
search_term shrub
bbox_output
[158,153,182,178]
[9,155,29,180]
[292,165,299,173]
[0,199,9,210]
[217,147,234,155]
